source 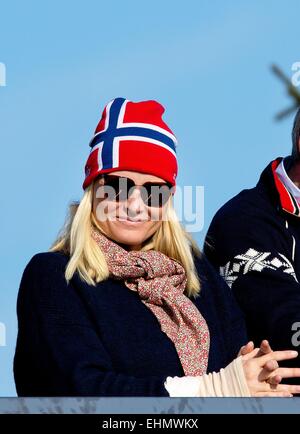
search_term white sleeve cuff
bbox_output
[164,356,251,397]
[164,375,203,397]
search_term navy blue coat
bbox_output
[13,250,247,396]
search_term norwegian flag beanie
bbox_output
[82,97,178,190]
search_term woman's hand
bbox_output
[240,346,300,396]
[238,340,282,386]
[238,340,271,358]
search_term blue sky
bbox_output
[1,0,300,395]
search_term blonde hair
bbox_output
[49,182,202,298]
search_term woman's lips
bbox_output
[116,217,148,224]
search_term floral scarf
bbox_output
[91,227,210,376]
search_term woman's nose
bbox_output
[126,187,145,215]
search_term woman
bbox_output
[14,97,300,397]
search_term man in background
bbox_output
[204,107,300,378]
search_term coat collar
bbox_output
[257,156,300,217]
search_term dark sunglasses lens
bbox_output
[144,184,171,207]
[104,176,134,201]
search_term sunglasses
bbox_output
[96,174,173,207]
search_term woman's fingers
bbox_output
[255,377,300,394]
[256,340,272,357]
[238,341,254,357]
[241,340,273,361]
[258,359,279,382]
[271,383,300,394]
[264,359,279,372]
[242,341,254,355]
[269,367,300,379]
[258,350,298,366]
[243,346,300,396]
[254,391,293,397]
[267,375,282,386]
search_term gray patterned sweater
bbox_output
[204,156,300,383]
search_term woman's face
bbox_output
[92,170,170,250]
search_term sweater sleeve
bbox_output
[204,203,300,374]
[193,254,248,367]
[13,253,170,397]
[164,356,251,397]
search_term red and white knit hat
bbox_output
[82,97,178,190]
